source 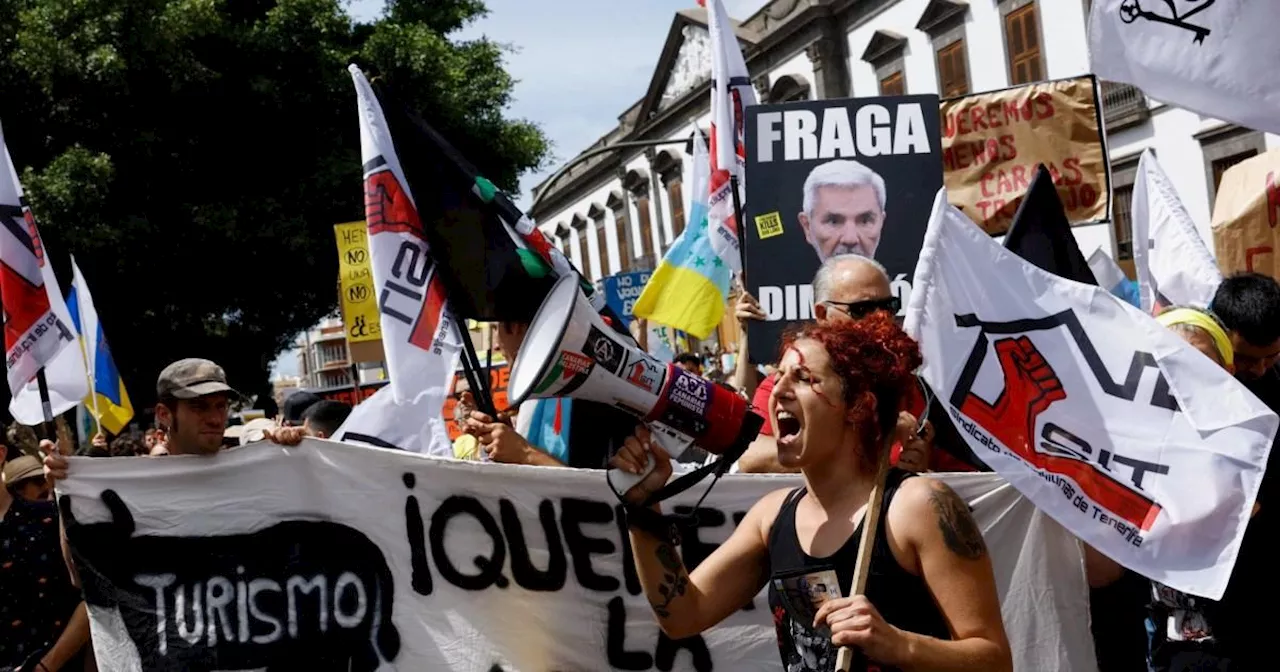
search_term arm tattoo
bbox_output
[650,542,689,619]
[928,483,987,560]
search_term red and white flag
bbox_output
[700,0,755,273]
[906,188,1275,599]
[0,119,78,401]
[1131,149,1222,313]
[350,66,462,405]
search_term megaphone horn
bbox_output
[509,274,763,492]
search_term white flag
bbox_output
[1089,1,1280,135]
[349,65,462,407]
[703,0,756,273]
[331,383,452,456]
[1131,150,1222,313]
[9,324,88,425]
[0,119,78,400]
[905,189,1276,599]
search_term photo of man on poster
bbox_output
[798,159,887,262]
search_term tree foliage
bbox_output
[0,0,547,414]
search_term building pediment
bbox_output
[860,30,907,64]
[916,0,968,33]
[637,8,757,124]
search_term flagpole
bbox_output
[729,174,748,285]
[36,367,55,436]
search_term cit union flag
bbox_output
[906,188,1276,600]
[350,65,461,405]
[0,118,77,396]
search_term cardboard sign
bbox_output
[742,95,943,360]
[940,76,1110,235]
[333,221,382,345]
[1211,148,1280,276]
[59,441,1096,671]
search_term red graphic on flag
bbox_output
[365,167,423,239]
[959,336,1162,530]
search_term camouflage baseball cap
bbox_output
[157,358,236,399]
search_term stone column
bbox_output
[806,35,851,100]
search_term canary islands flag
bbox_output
[632,132,731,339]
[67,256,133,434]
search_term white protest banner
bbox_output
[1089,1,1280,136]
[60,440,1095,671]
[905,189,1276,599]
[1131,150,1221,313]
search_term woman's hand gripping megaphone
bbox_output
[606,422,696,499]
[609,424,679,504]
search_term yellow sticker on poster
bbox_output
[334,221,381,343]
[755,211,785,240]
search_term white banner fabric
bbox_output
[60,440,1095,672]
[905,190,1276,600]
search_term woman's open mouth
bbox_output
[775,409,802,444]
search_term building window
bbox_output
[936,40,969,97]
[667,180,686,241]
[1110,155,1141,262]
[1003,2,1044,85]
[570,214,589,275]
[879,71,905,96]
[588,203,611,276]
[862,30,908,97]
[607,191,633,273]
[634,195,655,262]
[1113,185,1134,261]
[1198,125,1266,205]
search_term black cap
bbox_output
[282,391,322,425]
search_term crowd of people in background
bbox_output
[5,262,1280,671]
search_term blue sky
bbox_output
[272,0,768,380]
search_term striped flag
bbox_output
[700,0,756,273]
[0,118,77,404]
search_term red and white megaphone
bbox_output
[507,274,762,494]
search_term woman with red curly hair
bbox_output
[612,313,1011,672]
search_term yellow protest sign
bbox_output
[334,221,381,344]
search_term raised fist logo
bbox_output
[365,168,423,239]
[959,336,1066,458]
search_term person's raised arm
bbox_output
[611,425,780,639]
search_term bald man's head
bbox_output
[811,254,893,323]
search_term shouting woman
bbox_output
[612,313,1011,672]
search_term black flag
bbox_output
[371,83,558,323]
[1002,164,1099,286]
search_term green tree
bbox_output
[0,0,547,416]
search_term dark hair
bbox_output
[1212,273,1280,347]
[110,436,147,457]
[302,400,353,437]
[781,312,922,462]
[674,353,702,367]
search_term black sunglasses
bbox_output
[824,296,901,318]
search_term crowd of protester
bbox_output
[4,262,1280,671]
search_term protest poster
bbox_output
[59,440,1096,672]
[333,221,381,345]
[741,95,943,360]
[1211,148,1280,277]
[601,270,653,329]
[940,76,1110,234]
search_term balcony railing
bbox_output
[1101,81,1149,131]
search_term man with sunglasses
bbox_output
[734,254,975,473]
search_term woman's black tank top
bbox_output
[766,468,950,671]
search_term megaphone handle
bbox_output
[607,454,658,497]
